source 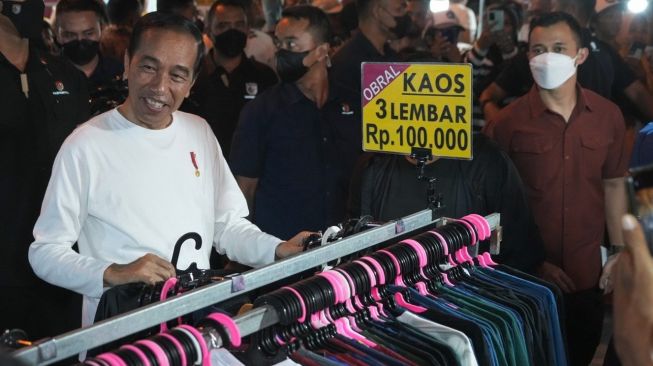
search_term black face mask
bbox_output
[62,39,99,66]
[275,48,309,83]
[212,29,247,58]
[390,14,413,39]
[1,0,45,39]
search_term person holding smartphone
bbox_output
[421,9,464,62]
[463,2,522,129]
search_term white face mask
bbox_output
[529,52,579,90]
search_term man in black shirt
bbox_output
[55,0,125,114]
[230,6,354,239]
[349,134,545,274]
[0,0,89,339]
[330,0,410,179]
[182,0,277,160]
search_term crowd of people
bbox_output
[2,0,653,364]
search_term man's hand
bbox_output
[614,214,653,366]
[275,231,317,259]
[103,253,176,287]
[537,261,577,293]
[599,253,621,294]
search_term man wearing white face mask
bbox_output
[484,12,629,366]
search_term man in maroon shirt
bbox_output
[484,12,628,366]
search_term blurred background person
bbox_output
[41,20,60,55]
[100,0,142,61]
[182,0,277,162]
[592,0,624,50]
[448,0,476,43]
[464,1,522,129]
[54,0,125,114]
[1,0,89,343]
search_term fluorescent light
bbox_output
[430,0,449,13]
[628,0,649,13]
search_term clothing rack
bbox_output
[13,210,501,365]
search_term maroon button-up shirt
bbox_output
[485,85,628,291]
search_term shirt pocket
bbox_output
[509,134,555,190]
[579,134,612,178]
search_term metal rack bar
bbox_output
[14,209,450,365]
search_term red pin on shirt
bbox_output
[190,152,200,177]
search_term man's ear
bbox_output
[576,47,589,66]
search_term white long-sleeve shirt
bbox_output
[29,108,281,326]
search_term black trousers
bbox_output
[564,287,604,366]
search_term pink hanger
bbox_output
[159,277,183,332]
[158,333,188,366]
[400,240,430,295]
[282,286,307,323]
[134,340,171,366]
[176,325,209,366]
[428,231,450,256]
[96,353,128,366]
[120,345,152,366]
[377,249,427,313]
[205,312,242,348]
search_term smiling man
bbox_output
[28,12,308,328]
[484,12,629,366]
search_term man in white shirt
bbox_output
[28,11,308,327]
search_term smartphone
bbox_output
[440,27,460,44]
[423,26,459,46]
[488,10,505,33]
[627,163,653,254]
[629,41,646,59]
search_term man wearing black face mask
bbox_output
[230,5,353,241]
[55,0,124,112]
[0,0,89,341]
[329,0,409,187]
[181,0,277,161]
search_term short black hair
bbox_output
[107,0,142,26]
[281,5,332,44]
[128,11,204,78]
[55,0,109,25]
[156,0,194,14]
[355,0,374,19]
[529,11,583,48]
[206,0,248,28]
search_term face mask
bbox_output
[276,48,309,83]
[0,0,44,39]
[390,14,412,39]
[529,52,578,90]
[212,29,247,58]
[62,39,99,66]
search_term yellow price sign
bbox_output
[361,62,473,159]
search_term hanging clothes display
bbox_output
[251,215,567,366]
[23,212,567,366]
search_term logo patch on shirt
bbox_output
[12,3,21,14]
[52,80,70,96]
[341,103,354,115]
[244,83,258,100]
[190,152,200,177]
